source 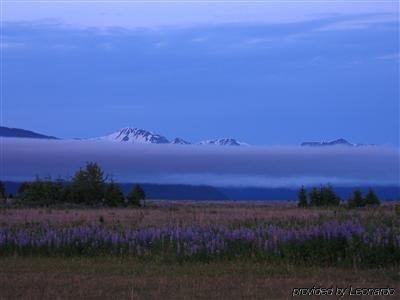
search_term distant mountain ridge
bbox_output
[99,127,170,144]
[3,181,399,200]
[170,138,190,145]
[97,127,247,146]
[1,126,375,148]
[301,138,372,147]
[198,138,248,146]
[0,126,58,140]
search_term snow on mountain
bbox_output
[301,138,354,147]
[100,127,170,144]
[97,127,247,146]
[170,138,191,145]
[198,138,247,146]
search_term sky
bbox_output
[3,138,399,187]
[2,1,399,145]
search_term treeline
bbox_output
[298,185,380,208]
[1,162,145,207]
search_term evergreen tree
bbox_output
[18,177,59,205]
[364,188,380,206]
[320,185,340,206]
[0,181,6,199]
[309,187,321,206]
[298,185,308,207]
[348,189,364,208]
[127,184,146,207]
[70,162,106,205]
[104,181,125,207]
[18,182,31,195]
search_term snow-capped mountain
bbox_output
[96,127,247,146]
[198,138,247,146]
[170,138,191,145]
[301,138,354,147]
[100,127,170,144]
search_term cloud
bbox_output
[376,53,400,61]
[99,42,113,50]
[191,37,208,43]
[0,42,25,49]
[154,41,167,48]
[2,138,398,187]
[4,2,397,30]
[50,43,78,51]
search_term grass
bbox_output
[0,201,398,299]
[0,201,396,228]
[0,256,399,299]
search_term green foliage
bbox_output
[104,181,125,207]
[18,177,64,206]
[18,182,31,195]
[309,187,321,206]
[395,203,400,217]
[297,185,308,207]
[364,189,380,206]
[307,185,340,207]
[16,163,130,208]
[70,162,106,205]
[0,181,6,199]
[127,185,146,207]
[320,185,341,206]
[347,188,380,209]
[348,190,364,208]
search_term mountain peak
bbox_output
[198,138,247,146]
[301,138,354,147]
[170,138,191,145]
[97,127,248,146]
[101,127,170,144]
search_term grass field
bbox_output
[0,201,399,299]
[0,200,394,227]
[0,257,399,299]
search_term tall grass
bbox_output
[1,218,399,267]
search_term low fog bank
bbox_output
[1,138,399,187]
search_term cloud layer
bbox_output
[2,138,398,187]
[4,1,397,29]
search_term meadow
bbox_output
[0,201,399,299]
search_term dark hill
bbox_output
[0,126,58,139]
[3,182,399,201]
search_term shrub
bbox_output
[348,190,364,208]
[18,182,31,195]
[395,203,400,217]
[309,187,321,206]
[127,184,146,207]
[15,163,148,208]
[320,185,341,206]
[18,177,64,206]
[306,185,340,207]
[364,189,380,206]
[347,188,380,209]
[0,181,6,199]
[104,181,125,207]
[297,185,308,207]
[70,162,106,205]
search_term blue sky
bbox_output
[2,1,399,145]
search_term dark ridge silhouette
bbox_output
[0,126,58,139]
[3,181,399,201]
[301,138,353,147]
